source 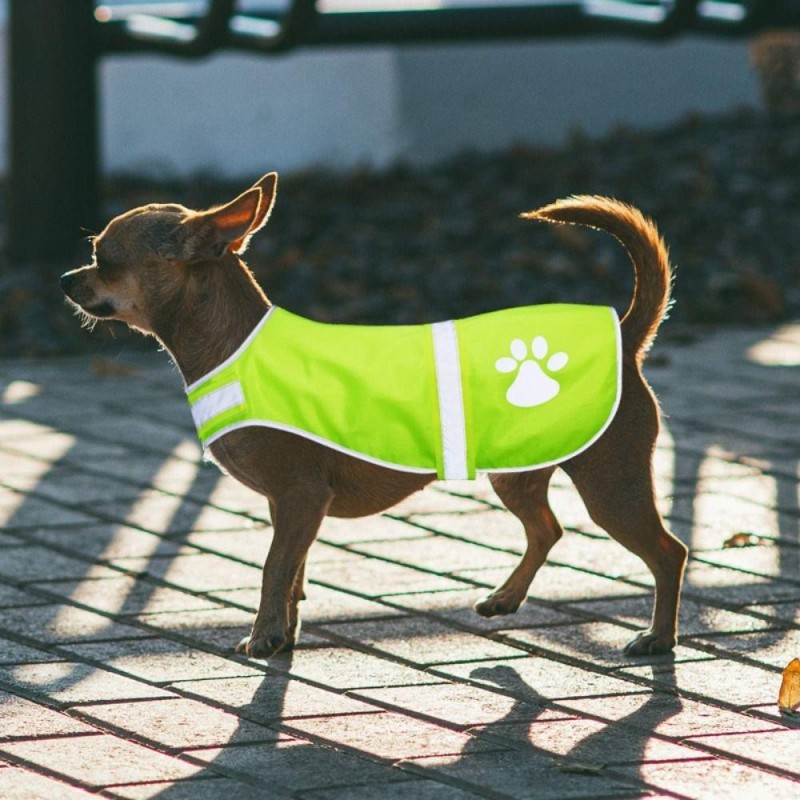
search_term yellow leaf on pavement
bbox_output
[778,658,800,715]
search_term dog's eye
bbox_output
[97,259,122,281]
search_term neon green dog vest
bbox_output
[186,304,621,480]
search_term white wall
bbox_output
[0,24,762,178]
[394,38,761,161]
[101,47,403,177]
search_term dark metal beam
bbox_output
[8,0,99,263]
[97,0,235,57]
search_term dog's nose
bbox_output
[60,272,75,295]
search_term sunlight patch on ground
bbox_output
[692,445,779,553]
[746,324,800,366]
[149,439,202,494]
[1,380,42,405]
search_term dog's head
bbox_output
[60,173,278,336]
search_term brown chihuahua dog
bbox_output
[61,173,687,660]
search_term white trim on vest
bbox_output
[190,381,245,430]
[431,320,468,480]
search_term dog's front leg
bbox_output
[237,486,331,659]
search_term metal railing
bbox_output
[8,0,800,262]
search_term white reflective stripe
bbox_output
[190,381,245,431]
[431,320,468,480]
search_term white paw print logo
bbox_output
[496,336,568,408]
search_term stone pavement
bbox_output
[0,323,798,799]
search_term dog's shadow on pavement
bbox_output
[456,662,683,788]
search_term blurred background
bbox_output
[2,1,800,355]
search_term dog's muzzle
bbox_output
[60,271,115,318]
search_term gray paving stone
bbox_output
[389,488,490,516]
[392,589,583,630]
[614,757,800,799]
[0,496,98,529]
[456,562,647,603]
[318,615,528,666]
[0,583,54,609]
[61,637,264,684]
[297,584,408,624]
[401,749,644,800]
[102,552,262,593]
[0,661,174,704]
[21,523,185,561]
[287,710,506,761]
[403,509,528,553]
[183,527,278,563]
[311,551,465,597]
[265,645,447,690]
[74,697,286,752]
[619,658,784,710]
[0,733,201,788]
[352,682,543,729]
[91,494,256,536]
[353,536,521,574]
[562,595,780,638]
[0,638,63,666]
[299,778,486,800]
[318,514,430,544]
[0,547,101,584]
[108,775,286,800]
[130,606,257,649]
[0,604,150,645]
[684,627,800,670]
[685,728,800,775]
[0,691,100,740]
[170,673,379,721]
[433,657,645,703]
[187,739,402,792]
[469,715,708,764]
[556,692,786,738]
[36,574,222,617]
[0,765,98,799]
[501,621,713,668]
[3,472,140,506]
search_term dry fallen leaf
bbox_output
[778,658,800,716]
[557,761,606,775]
[723,532,763,548]
[91,358,140,378]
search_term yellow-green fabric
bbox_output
[186,304,620,479]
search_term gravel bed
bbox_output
[2,107,799,358]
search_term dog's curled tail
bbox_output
[522,196,672,360]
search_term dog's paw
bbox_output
[474,591,522,617]
[235,633,288,660]
[623,629,676,657]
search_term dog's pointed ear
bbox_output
[163,174,278,262]
[229,172,278,254]
[203,187,263,257]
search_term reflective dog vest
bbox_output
[186,304,621,480]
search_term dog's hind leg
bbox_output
[562,384,688,655]
[475,467,562,617]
